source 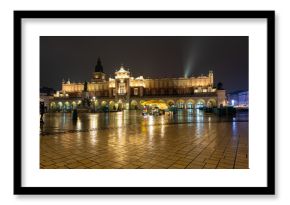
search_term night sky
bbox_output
[40,36,248,93]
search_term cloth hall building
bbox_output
[49,58,226,112]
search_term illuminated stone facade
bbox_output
[50,59,226,111]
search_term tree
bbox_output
[217,82,223,90]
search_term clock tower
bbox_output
[91,57,106,82]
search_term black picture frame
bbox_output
[14,10,275,195]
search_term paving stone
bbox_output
[40,112,248,169]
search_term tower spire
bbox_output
[95,57,104,73]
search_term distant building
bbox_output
[227,90,248,108]
[40,87,55,112]
[49,58,227,112]
[40,86,55,96]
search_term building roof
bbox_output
[116,65,129,73]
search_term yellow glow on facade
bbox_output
[50,67,226,110]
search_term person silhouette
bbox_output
[72,108,78,121]
[40,102,45,123]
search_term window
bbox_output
[113,89,116,96]
[134,88,138,95]
[119,83,126,94]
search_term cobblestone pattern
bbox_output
[40,122,248,169]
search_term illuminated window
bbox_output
[113,89,116,96]
[119,83,126,94]
[134,88,138,95]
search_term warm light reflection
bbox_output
[116,112,123,139]
[89,131,98,146]
[148,115,154,138]
[76,119,82,130]
[41,105,249,169]
[116,112,123,128]
[41,110,247,154]
[195,110,204,137]
[160,116,165,138]
[208,116,212,130]
[89,114,98,130]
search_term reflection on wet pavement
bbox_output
[40,110,248,169]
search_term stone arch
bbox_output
[166,99,175,107]
[57,101,63,111]
[64,101,71,111]
[101,101,107,107]
[130,100,138,110]
[195,99,206,109]
[186,99,195,109]
[116,99,124,110]
[109,101,116,111]
[92,100,99,111]
[94,100,99,107]
[139,100,145,108]
[50,102,56,110]
[207,98,217,108]
[176,99,185,109]
[71,101,77,109]
[125,102,130,110]
[100,100,108,112]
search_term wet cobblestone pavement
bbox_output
[40,110,248,169]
